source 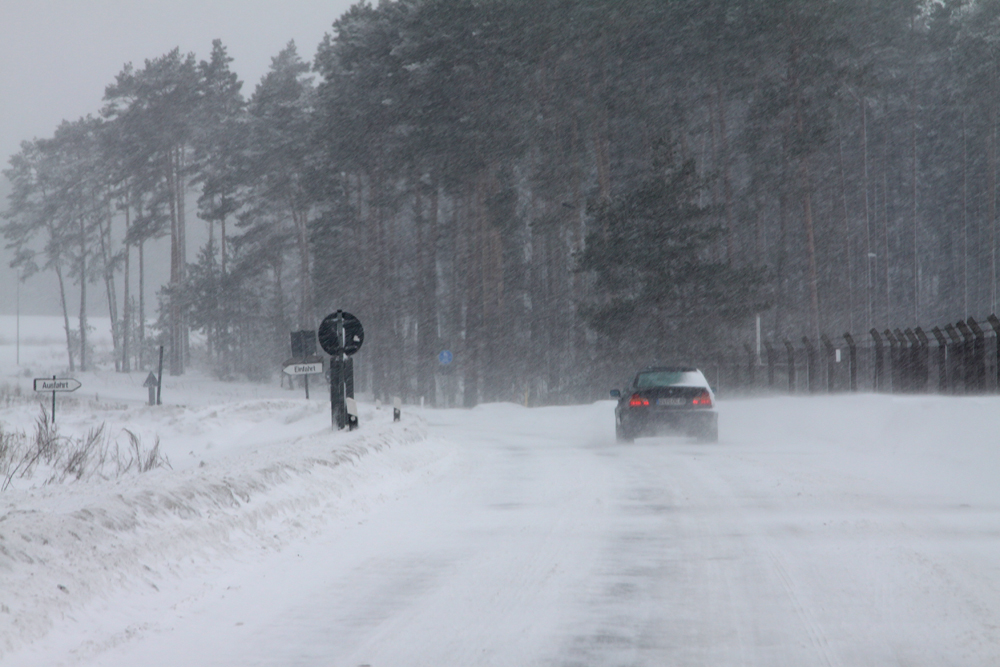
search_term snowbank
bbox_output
[0,398,432,658]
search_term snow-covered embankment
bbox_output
[0,399,433,658]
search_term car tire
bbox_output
[616,420,633,443]
[696,420,718,443]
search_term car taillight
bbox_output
[692,390,712,407]
[629,394,649,407]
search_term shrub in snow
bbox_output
[0,406,170,491]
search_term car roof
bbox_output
[639,366,698,373]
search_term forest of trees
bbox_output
[5,0,1000,405]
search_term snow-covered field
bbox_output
[2,317,1000,665]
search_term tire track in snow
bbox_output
[765,549,838,667]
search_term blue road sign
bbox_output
[438,350,453,365]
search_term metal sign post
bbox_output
[32,376,81,423]
[289,330,319,398]
[318,310,364,430]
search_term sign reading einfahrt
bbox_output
[283,361,324,376]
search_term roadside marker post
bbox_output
[143,372,158,406]
[32,376,81,423]
[346,397,359,430]
[156,345,164,405]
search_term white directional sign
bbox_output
[33,378,81,392]
[283,362,324,376]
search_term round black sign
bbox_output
[318,310,365,356]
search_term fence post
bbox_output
[870,328,884,392]
[802,336,817,393]
[764,341,776,389]
[931,326,948,393]
[911,327,929,392]
[967,317,986,392]
[784,339,796,394]
[894,328,911,392]
[945,323,964,393]
[988,314,1000,392]
[956,320,975,394]
[884,329,899,393]
[843,333,858,391]
[743,342,756,389]
[820,334,836,392]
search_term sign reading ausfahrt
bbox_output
[33,376,80,424]
[33,378,81,392]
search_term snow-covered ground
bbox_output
[2,317,1000,665]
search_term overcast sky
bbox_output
[0,0,357,315]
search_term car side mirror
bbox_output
[610,389,621,398]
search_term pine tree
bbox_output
[578,140,767,364]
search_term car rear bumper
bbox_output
[621,408,717,437]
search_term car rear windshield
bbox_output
[634,370,705,388]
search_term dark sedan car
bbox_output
[611,366,718,442]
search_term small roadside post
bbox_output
[156,345,164,405]
[345,397,359,430]
[318,310,365,430]
[33,376,81,423]
[143,372,158,406]
[393,397,401,422]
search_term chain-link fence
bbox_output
[695,315,1000,396]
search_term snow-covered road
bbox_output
[5,389,1000,665]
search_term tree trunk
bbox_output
[122,200,131,372]
[79,215,88,373]
[415,174,438,406]
[291,200,314,329]
[715,79,735,264]
[178,147,190,368]
[139,238,145,369]
[792,68,820,339]
[55,262,74,372]
[98,203,120,371]
[462,186,480,408]
[883,136,891,329]
[168,147,181,375]
[220,216,227,276]
[963,110,969,315]
[837,118,854,333]
[911,69,920,322]
[861,98,873,334]
[991,66,998,314]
